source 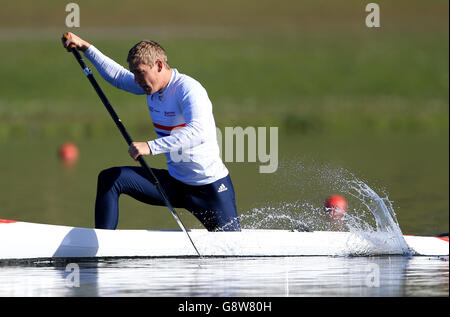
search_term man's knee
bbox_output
[97,167,121,186]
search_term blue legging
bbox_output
[94,166,241,231]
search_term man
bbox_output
[64,32,241,231]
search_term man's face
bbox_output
[130,63,160,95]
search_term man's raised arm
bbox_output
[63,32,144,95]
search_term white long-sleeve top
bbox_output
[84,45,228,185]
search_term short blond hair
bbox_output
[127,40,170,69]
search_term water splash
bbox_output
[342,178,411,255]
[240,159,411,255]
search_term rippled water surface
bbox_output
[1,256,448,297]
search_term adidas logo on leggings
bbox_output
[218,183,228,193]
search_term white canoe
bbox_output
[0,219,448,260]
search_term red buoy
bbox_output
[59,142,79,165]
[324,195,347,218]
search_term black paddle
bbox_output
[62,32,201,257]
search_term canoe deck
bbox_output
[0,220,448,260]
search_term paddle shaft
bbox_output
[62,37,201,257]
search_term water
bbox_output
[0,133,448,296]
[0,133,448,235]
[1,174,447,297]
[1,256,448,297]
[240,163,412,256]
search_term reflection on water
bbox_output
[0,256,448,297]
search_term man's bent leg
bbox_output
[94,166,177,229]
